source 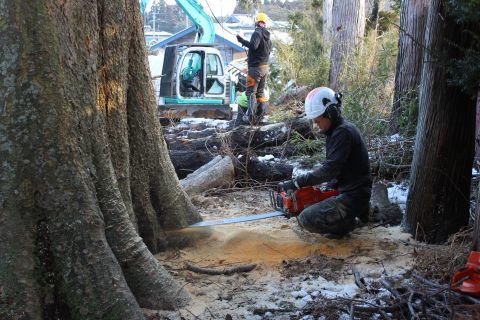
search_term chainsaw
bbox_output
[188,186,339,227]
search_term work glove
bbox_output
[277,180,297,192]
[236,34,244,43]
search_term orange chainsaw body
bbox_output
[270,186,339,216]
[451,251,480,297]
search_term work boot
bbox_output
[255,102,267,125]
[234,107,250,127]
[244,94,258,125]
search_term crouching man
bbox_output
[278,87,372,236]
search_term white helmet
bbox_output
[304,87,339,119]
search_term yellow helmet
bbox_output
[255,12,268,24]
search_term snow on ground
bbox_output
[179,117,231,130]
[154,190,416,320]
[387,182,409,211]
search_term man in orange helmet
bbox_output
[236,12,272,125]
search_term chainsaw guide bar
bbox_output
[188,211,285,228]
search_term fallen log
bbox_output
[169,150,215,179]
[235,158,293,182]
[185,262,257,275]
[180,155,235,195]
[165,117,314,153]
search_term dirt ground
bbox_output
[151,189,416,320]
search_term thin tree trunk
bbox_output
[323,0,333,46]
[389,0,428,134]
[404,0,476,244]
[0,0,194,317]
[329,0,366,91]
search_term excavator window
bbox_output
[180,51,203,97]
[206,54,224,95]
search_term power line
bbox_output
[204,0,236,36]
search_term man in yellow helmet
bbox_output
[236,12,272,125]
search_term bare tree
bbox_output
[405,0,476,244]
[0,0,201,318]
[389,0,429,134]
[329,0,366,90]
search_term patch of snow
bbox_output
[291,289,308,298]
[473,167,479,175]
[387,182,409,211]
[319,282,358,299]
[258,154,275,162]
[287,159,312,177]
[179,117,231,129]
[388,134,402,142]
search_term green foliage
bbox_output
[268,104,298,123]
[444,0,480,97]
[288,131,326,166]
[395,89,419,137]
[339,27,399,143]
[269,2,329,98]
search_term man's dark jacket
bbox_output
[296,118,372,196]
[238,27,272,67]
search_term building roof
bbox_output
[149,24,243,52]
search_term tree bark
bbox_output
[475,90,480,167]
[472,181,480,251]
[181,155,235,195]
[389,0,429,134]
[329,0,366,91]
[323,0,333,46]
[404,0,476,244]
[0,0,196,318]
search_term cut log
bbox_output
[369,182,403,225]
[236,158,293,182]
[169,150,215,179]
[180,155,235,195]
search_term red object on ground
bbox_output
[275,186,339,216]
[451,251,480,297]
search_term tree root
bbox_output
[185,262,256,275]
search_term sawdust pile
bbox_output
[150,190,422,319]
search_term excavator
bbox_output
[151,0,245,120]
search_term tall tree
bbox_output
[323,0,333,46]
[329,0,366,90]
[405,0,478,244]
[0,0,200,318]
[389,0,429,134]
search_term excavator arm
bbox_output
[175,0,215,44]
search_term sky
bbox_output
[164,0,238,17]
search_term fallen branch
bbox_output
[253,307,294,316]
[185,262,256,275]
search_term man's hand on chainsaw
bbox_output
[277,179,298,192]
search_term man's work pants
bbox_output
[244,65,268,124]
[297,189,370,236]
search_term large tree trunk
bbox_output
[404,0,476,244]
[475,90,480,167]
[0,0,197,318]
[329,0,365,90]
[473,181,480,251]
[389,0,429,134]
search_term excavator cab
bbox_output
[158,44,232,120]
